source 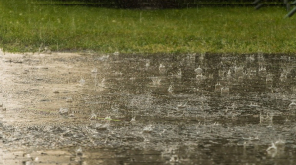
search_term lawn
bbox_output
[1,0,296,54]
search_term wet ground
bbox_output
[1,50,296,164]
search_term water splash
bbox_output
[150,77,161,86]
[168,85,173,94]
[79,78,85,86]
[91,68,97,73]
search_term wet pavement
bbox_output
[1,50,296,164]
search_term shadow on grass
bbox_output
[34,0,289,9]
[35,0,185,9]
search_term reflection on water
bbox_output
[2,52,296,164]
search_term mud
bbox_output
[1,51,296,164]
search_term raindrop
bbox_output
[275,139,285,146]
[280,72,287,82]
[168,85,173,94]
[215,82,222,92]
[266,142,277,158]
[219,70,225,77]
[130,77,136,81]
[266,74,273,83]
[227,70,232,79]
[260,112,273,124]
[248,102,259,107]
[59,108,69,115]
[91,68,97,73]
[79,78,85,86]
[143,124,153,133]
[259,65,266,72]
[76,147,83,156]
[66,97,73,102]
[98,55,109,61]
[221,87,229,95]
[130,117,136,123]
[145,60,150,67]
[177,101,187,109]
[151,77,161,85]
[104,116,111,121]
[169,155,179,163]
[246,55,255,61]
[100,78,106,87]
[194,66,202,75]
[159,63,166,73]
[175,69,182,78]
[24,153,31,158]
[288,100,296,109]
[89,113,97,120]
[24,161,33,165]
[196,73,204,80]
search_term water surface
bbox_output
[1,52,296,164]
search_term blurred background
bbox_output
[34,0,287,8]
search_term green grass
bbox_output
[1,0,296,54]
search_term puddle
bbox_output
[2,51,296,164]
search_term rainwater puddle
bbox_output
[1,52,296,164]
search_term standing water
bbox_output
[1,52,296,164]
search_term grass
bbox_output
[1,0,296,54]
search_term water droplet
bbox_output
[91,68,97,73]
[168,85,173,94]
[59,108,69,114]
[79,78,85,86]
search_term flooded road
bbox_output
[1,51,296,164]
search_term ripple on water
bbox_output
[2,53,296,164]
